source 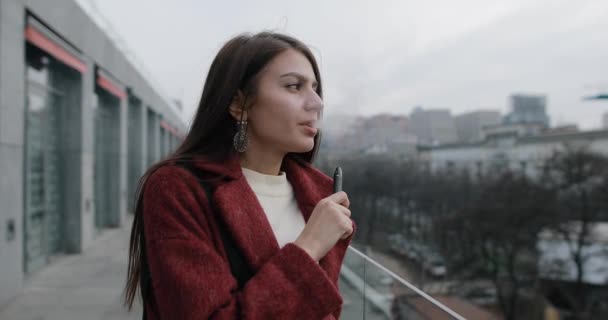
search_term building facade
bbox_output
[0,0,186,307]
[481,122,547,140]
[503,94,550,127]
[454,110,501,143]
[421,129,608,179]
[409,107,459,146]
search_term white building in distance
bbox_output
[420,127,608,178]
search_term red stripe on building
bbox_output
[25,26,87,73]
[160,120,179,136]
[160,120,170,130]
[96,74,127,100]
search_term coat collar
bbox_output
[188,153,341,274]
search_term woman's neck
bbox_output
[239,148,285,176]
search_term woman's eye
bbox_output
[286,83,300,90]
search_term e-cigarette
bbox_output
[333,167,342,193]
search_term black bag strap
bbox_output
[178,162,253,289]
[142,163,253,320]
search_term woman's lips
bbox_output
[300,124,318,136]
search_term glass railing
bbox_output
[339,246,465,320]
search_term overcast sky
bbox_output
[81,0,608,129]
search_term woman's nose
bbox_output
[305,90,323,113]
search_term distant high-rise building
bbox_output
[347,114,413,148]
[326,114,417,157]
[603,112,608,129]
[503,94,550,127]
[409,107,458,145]
[455,110,501,142]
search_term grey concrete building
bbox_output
[503,94,550,127]
[0,0,186,307]
[409,107,459,146]
[454,110,501,143]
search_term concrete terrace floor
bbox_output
[0,220,141,320]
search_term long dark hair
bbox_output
[124,32,324,309]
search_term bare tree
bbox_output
[434,170,554,320]
[541,145,608,318]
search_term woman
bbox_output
[124,32,355,319]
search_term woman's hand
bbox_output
[293,191,353,261]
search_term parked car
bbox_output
[407,243,423,261]
[423,255,447,277]
[462,285,497,306]
[388,234,407,255]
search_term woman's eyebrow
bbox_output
[280,72,318,87]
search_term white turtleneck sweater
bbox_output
[241,167,306,248]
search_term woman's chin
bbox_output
[289,138,315,153]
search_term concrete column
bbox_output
[163,127,170,158]
[154,113,161,162]
[80,59,96,250]
[118,92,128,226]
[140,104,148,173]
[126,95,143,213]
[0,0,25,308]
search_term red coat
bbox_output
[142,154,355,319]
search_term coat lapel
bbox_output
[212,178,280,272]
[282,157,331,223]
[194,154,353,280]
[284,158,353,282]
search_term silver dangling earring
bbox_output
[233,119,248,152]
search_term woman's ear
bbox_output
[229,91,246,121]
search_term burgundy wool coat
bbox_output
[142,154,355,320]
